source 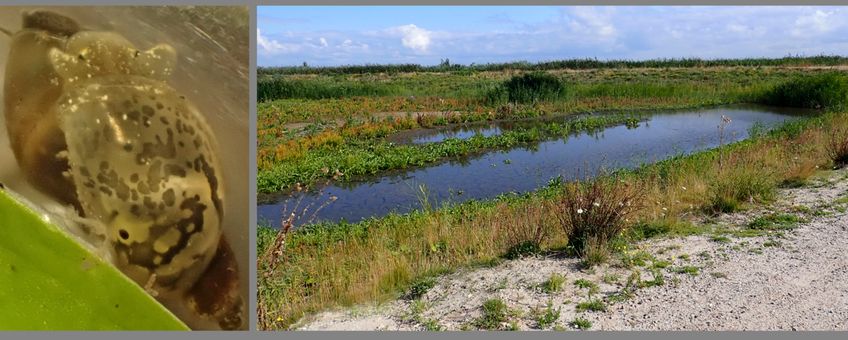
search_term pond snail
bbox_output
[2,10,243,330]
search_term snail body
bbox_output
[3,10,243,329]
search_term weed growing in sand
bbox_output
[652,260,671,269]
[602,273,621,284]
[405,300,443,331]
[571,317,592,330]
[532,301,561,329]
[475,298,509,330]
[763,239,782,248]
[405,276,437,300]
[711,235,732,243]
[748,213,802,231]
[621,250,656,268]
[576,299,607,312]
[641,268,666,287]
[672,266,700,276]
[574,279,600,296]
[541,273,566,294]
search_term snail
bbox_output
[2,10,243,330]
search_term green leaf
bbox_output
[0,189,188,330]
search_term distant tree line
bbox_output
[258,55,848,76]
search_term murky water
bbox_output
[258,104,811,226]
[0,7,248,329]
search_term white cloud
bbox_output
[258,6,848,66]
[388,24,433,53]
[726,23,765,37]
[257,28,299,54]
[566,7,617,40]
[792,9,841,37]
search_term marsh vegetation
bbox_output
[256,58,848,330]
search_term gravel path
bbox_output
[295,169,848,331]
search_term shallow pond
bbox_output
[258,104,811,226]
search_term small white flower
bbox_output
[577,209,584,214]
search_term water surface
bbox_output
[258,104,810,226]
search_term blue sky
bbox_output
[258,6,848,67]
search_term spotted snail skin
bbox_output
[49,30,224,294]
[3,11,243,330]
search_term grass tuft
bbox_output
[475,298,509,330]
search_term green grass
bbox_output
[541,273,566,294]
[761,72,848,110]
[575,299,607,312]
[405,276,437,300]
[504,240,542,260]
[602,273,621,284]
[748,213,803,230]
[672,266,701,276]
[533,302,561,329]
[570,317,593,330]
[475,298,509,330]
[257,66,837,179]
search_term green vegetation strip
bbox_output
[0,190,187,330]
[258,113,642,192]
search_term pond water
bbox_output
[258,104,811,227]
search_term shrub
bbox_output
[826,125,848,168]
[556,175,644,255]
[761,72,848,110]
[499,202,552,259]
[489,72,567,105]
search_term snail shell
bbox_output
[3,10,244,329]
[49,30,224,294]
